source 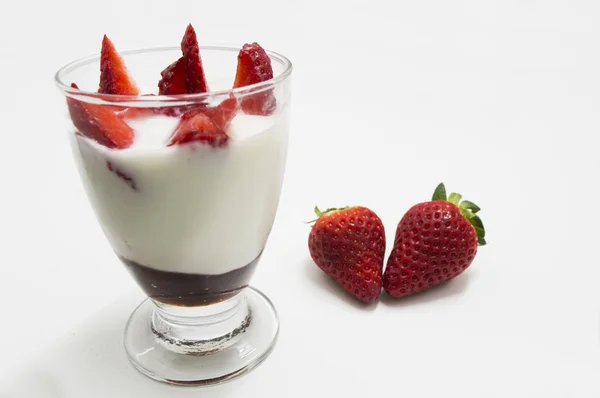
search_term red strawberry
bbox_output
[233,43,276,115]
[308,206,385,303]
[158,57,187,95]
[98,35,139,95]
[181,24,208,93]
[205,95,239,130]
[67,83,134,149]
[168,110,228,147]
[383,183,486,298]
[158,24,208,95]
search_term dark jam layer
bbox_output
[121,255,260,307]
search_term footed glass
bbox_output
[55,46,292,385]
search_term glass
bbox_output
[55,46,292,385]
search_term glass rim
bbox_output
[54,45,293,104]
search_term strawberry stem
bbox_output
[305,206,349,224]
[433,183,486,246]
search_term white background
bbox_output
[1,0,599,396]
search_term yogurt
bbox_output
[71,111,289,275]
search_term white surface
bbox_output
[1,0,599,397]
[73,112,287,274]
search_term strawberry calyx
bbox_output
[432,183,486,246]
[306,205,349,224]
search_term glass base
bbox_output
[124,286,279,386]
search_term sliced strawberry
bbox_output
[205,95,239,130]
[168,110,228,148]
[181,24,209,93]
[158,57,187,95]
[68,83,134,149]
[116,94,164,119]
[99,35,139,95]
[233,43,274,87]
[158,24,208,95]
[233,42,276,115]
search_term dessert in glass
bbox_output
[54,25,292,385]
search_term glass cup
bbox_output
[55,46,292,385]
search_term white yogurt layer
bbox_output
[71,112,289,275]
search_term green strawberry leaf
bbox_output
[306,206,348,224]
[432,183,447,201]
[448,193,462,205]
[469,215,486,238]
[470,215,484,229]
[460,200,480,214]
[441,184,487,246]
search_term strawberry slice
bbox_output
[233,42,276,115]
[158,57,187,95]
[116,94,165,119]
[68,83,134,149]
[205,95,239,130]
[181,24,209,94]
[233,43,274,87]
[158,24,208,95]
[99,35,139,95]
[168,110,228,148]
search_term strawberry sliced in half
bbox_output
[205,95,239,130]
[233,42,276,115]
[181,24,209,93]
[68,83,134,149]
[158,57,187,96]
[99,35,139,95]
[168,110,228,148]
[158,24,208,95]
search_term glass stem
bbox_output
[151,292,252,355]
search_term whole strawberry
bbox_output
[383,183,485,297]
[308,206,385,303]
